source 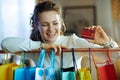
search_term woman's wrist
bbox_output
[103,37,114,48]
[40,42,43,49]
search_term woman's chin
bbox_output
[45,38,56,43]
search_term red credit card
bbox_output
[81,28,95,39]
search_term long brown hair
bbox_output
[30,1,66,41]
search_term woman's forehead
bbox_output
[38,11,60,22]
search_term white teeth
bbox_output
[48,33,55,36]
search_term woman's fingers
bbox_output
[42,43,68,55]
[84,25,110,45]
[85,26,96,30]
[55,45,68,56]
[55,46,61,56]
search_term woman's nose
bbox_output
[49,24,53,30]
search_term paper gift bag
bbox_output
[14,67,26,80]
[14,52,35,80]
[14,52,26,80]
[91,49,118,80]
[8,63,19,80]
[76,67,92,80]
[61,48,76,80]
[115,59,120,79]
[97,63,118,80]
[35,49,56,80]
[25,66,36,80]
[76,48,92,80]
[14,66,35,80]
[0,62,18,80]
[61,67,76,80]
[0,53,19,80]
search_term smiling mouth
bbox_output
[47,32,56,38]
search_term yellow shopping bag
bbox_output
[76,48,92,80]
[0,53,25,80]
[115,59,120,79]
[76,67,92,80]
[0,62,19,80]
[8,64,19,80]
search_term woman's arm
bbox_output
[1,37,40,52]
[84,26,118,48]
[1,37,68,55]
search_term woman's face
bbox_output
[38,11,62,43]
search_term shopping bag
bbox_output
[61,67,76,80]
[0,53,19,80]
[76,67,92,80]
[76,48,92,80]
[14,66,35,80]
[61,48,76,80]
[14,52,26,80]
[8,63,19,80]
[14,52,35,80]
[25,66,36,80]
[14,67,26,80]
[0,62,18,80]
[115,59,120,79]
[35,49,56,80]
[91,49,118,80]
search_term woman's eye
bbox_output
[54,23,58,25]
[42,24,48,27]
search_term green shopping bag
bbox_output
[61,48,76,80]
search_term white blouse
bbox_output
[1,34,119,80]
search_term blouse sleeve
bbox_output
[1,37,40,53]
[71,34,118,48]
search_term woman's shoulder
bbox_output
[1,37,40,52]
[1,37,31,45]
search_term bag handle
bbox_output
[88,48,92,73]
[51,49,55,68]
[91,48,112,68]
[61,48,75,70]
[73,48,92,73]
[37,49,55,68]
[19,51,26,67]
[37,49,46,67]
[2,53,8,64]
[107,50,112,63]
[72,48,78,70]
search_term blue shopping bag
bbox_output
[14,66,35,80]
[14,52,35,80]
[35,49,56,80]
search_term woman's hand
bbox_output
[85,25,110,46]
[41,43,68,55]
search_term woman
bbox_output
[1,1,118,79]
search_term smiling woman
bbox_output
[1,1,119,80]
[38,11,62,43]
